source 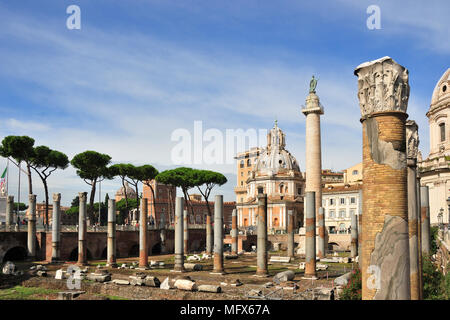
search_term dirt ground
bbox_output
[0,252,353,300]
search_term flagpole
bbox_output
[98,180,101,226]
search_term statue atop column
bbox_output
[309,75,318,93]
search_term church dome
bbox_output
[254,122,300,175]
[430,68,450,107]
[115,181,136,197]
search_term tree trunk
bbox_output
[122,178,129,221]
[26,163,33,195]
[44,180,49,228]
[89,181,97,224]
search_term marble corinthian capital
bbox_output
[354,56,410,117]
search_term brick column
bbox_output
[27,194,37,259]
[107,199,117,267]
[206,210,212,254]
[6,195,13,231]
[183,209,189,255]
[77,192,87,266]
[287,209,295,258]
[355,56,411,300]
[304,191,317,279]
[212,195,225,274]
[302,88,324,259]
[231,209,238,255]
[420,186,431,255]
[255,193,268,277]
[406,120,420,300]
[51,193,61,262]
[139,199,149,268]
[172,196,185,272]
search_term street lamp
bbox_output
[447,197,450,229]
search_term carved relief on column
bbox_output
[355,56,410,118]
[406,120,419,164]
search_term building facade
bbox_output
[235,122,305,232]
[322,184,362,234]
[419,68,450,225]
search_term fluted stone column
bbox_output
[6,195,13,231]
[77,192,87,266]
[212,195,224,274]
[206,210,213,254]
[27,194,37,259]
[304,191,317,279]
[355,56,411,300]
[139,199,148,268]
[302,85,324,259]
[160,213,167,254]
[358,189,363,268]
[406,120,420,300]
[183,209,189,255]
[287,209,295,258]
[107,199,117,267]
[231,209,238,255]
[351,206,358,259]
[51,193,61,262]
[172,197,185,272]
[420,186,431,255]
[256,193,268,277]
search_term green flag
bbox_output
[0,167,6,179]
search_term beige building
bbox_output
[322,184,362,234]
[234,147,262,204]
[419,68,450,225]
[343,162,363,184]
[235,122,305,231]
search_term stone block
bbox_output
[273,270,295,284]
[112,279,130,285]
[55,269,65,280]
[174,279,197,291]
[184,263,203,271]
[144,276,160,287]
[198,285,221,293]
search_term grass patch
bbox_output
[0,286,60,300]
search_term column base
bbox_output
[253,272,270,278]
[106,263,118,268]
[170,269,186,273]
[137,266,149,270]
[50,258,61,264]
[210,271,226,275]
[302,275,318,280]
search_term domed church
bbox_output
[419,68,450,225]
[236,121,305,232]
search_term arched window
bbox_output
[279,184,284,193]
[240,160,244,168]
[247,159,251,167]
[439,122,446,142]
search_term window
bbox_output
[340,198,345,205]
[329,198,335,206]
[350,197,356,204]
[240,171,243,177]
[350,210,355,218]
[352,170,358,175]
[240,160,244,168]
[247,159,251,167]
[240,197,243,203]
[240,181,243,186]
[248,171,251,176]
[329,210,335,218]
[440,123,446,142]
[339,210,346,218]
[297,187,302,195]
[279,185,284,193]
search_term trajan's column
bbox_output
[355,56,411,300]
[302,76,325,259]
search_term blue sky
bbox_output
[0,0,448,205]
